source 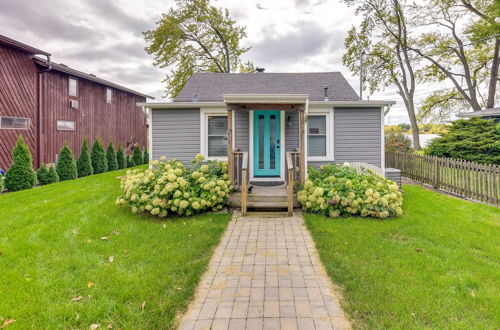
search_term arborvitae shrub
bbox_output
[132,146,143,166]
[56,145,77,181]
[47,165,59,183]
[143,149,149,164]
[106,142,118,171]
[37,164,51,185]
[127,155,135,168]
[77,139,93,177]
[91,139,108,174]
[5,135,36,191]
[116,146,126,169]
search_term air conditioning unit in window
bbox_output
[69,100,79,109]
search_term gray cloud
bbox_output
[0,0,97,42]
[98,63,164,87]
[250,21,344,69]
[64,39,148,62]
[84,0,151,34]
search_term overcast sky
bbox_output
[0,0,430,124]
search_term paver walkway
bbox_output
[178,211,351,330]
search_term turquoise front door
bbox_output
[254,111,281,177]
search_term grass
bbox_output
[0,167,231,329]
[305,184,500,329]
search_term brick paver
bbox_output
[178,212,351,330]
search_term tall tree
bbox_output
[343,0,422,149]
[409,0,499,120]
[144,0,252,98]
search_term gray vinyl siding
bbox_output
[309,107,382,168]
[151,108,200,164]
[285,110,299,151]
[234,109,249,151]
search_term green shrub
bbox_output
[132,146,143,166]
[56,145,77,181]
[47,165,59,183]
[297,164,403,219]
[425,117,500,165]
[116,146,126,169]
[385,132,412,153]
[127,155,135,168]
[37,164,50,185]
[5,135,36,191]
[143,149,149,165]
[116,154,231,217]
[106,142,118,171]
[91,139,108,174]
[0,174,4,193]
[76,139,93,177]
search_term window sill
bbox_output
[307,157,334,162]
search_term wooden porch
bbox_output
[226,105,307,216]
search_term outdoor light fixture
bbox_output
[287,115,293,127]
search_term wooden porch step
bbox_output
[247,201,288,209]
[228,192,300,208]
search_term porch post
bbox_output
[227,108,234,184]
[299,109,306,186]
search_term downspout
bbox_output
[37,54,52,167]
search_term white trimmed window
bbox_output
[201,109,228,160]
[106,88,113,103]
[0,116,29,129]
[307,110,333,161]
[57,120,76,131]
[69,77,78,97]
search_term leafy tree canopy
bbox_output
[144,0,253,98]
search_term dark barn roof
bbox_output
[0,34,51,56]
[34,58,154,99]
[174,72,360,102]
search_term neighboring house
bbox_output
[141,72,395,187]
[457,107,500,123]
[0,34,153,171]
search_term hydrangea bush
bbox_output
[117,154,232,217]
[297,164,403,219]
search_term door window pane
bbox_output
[207,116,228,157]
[258,115,264,169]
[0,117,29,129]
[308,115,327,157]
[270,115,276,169]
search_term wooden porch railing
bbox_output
[240,152,249,215]
[286,150,301,216]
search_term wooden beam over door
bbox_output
[299,109,306,186]
[227,108,234,184]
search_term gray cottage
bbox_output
[139,72,396,214]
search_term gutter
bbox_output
[36,54,52,167]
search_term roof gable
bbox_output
[174,72,359,102]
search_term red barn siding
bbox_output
[0,44,38,171]
[40,70,147,164]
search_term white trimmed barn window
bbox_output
[69,77,78,97]
[0,116,29,129]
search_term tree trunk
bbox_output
[486,37,500,109]
[407,99,421,150]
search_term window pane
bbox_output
[1,117,29,129]
[57,120,75,131]
[208,136,227,156]
[106,88,112,103]
[208,116,227,135]
[308,135,326,156]
[69,78,78,96]
[308,116,326,135]
[270,115,276,169]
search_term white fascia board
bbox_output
[137,101,226,109]
[309,100,396,107]
[223,94,310,104]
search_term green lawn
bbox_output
[0,167,231,329]
[305,184,500,329]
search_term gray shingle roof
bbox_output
[174,72,359,102]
